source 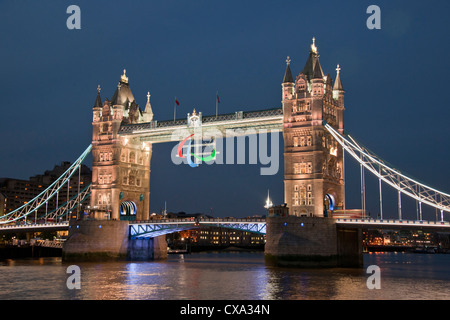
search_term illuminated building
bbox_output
[167,226,265,249]
[282,38,345,217]
[90,71,153,220]
[0,192,6,216]
[194,227,265,247]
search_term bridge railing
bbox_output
[119,108,284,135]
[0,221,69,230]
[336,218,450,226]
[129,217,267,238]
[131,217,267,225]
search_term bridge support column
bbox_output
[63,220,129,261]
[63,220,168,261]
[128,236,167,261]
[264,216,363,268]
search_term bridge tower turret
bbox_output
[282,38,345,217]
[333,64,345,132]
[90,71,152,221]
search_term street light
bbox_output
[264,190,273,209]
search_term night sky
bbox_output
[0,1,449,220]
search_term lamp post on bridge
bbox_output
[264,190,273,215]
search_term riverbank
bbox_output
[0,245,62,260]
[365,245,450,254]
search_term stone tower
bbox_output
[91,70,153,221]
[282,38,345,217]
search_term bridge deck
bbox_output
[336,218,450,231]
[0,221,69,233]
[1,218,449,235]
[129,218,267,238]
[118,108,283,143]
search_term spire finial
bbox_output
[147,91,151,102]
[333,64,344,91]
[97,85,101,93]
[311,37,318,54]
[286,56,291,65]
[120,69,129,84]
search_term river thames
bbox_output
[0,251,449,300]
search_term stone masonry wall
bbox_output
[63,220,130,261]
[265,216,362,267]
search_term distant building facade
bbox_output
[162,213,266,248]
[169,227,265,249]
[0,192,6,216]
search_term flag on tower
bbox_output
[174,97,180,121]
[215,91,220,117]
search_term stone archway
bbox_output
[120,201,137,220]
[323,193,335,217]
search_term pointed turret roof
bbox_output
[312,60,324,79]
[143,91,154,122]
[93,85,102,109]
[302,37,324,80]
[333,64,344,91]
[111,69,136,107]
[283,56,294,83]
[302,52,316,79]
[325,73,333,86]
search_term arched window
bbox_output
[98,194,103,205]
[129,151,136,163]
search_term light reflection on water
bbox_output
[0,252,449,300]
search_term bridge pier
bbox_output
[264,216,363,268]
[62,220,167,261]
[128,237,167,261]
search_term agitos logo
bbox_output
[177,134,216,168]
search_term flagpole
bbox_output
[216,91,218,118]
[174,97,176,122]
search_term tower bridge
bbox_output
[0,38,449,266]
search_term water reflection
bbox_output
[1,252,450,300]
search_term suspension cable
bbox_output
[0,144,92,224]
[323,122,449,213]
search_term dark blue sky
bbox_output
[0,1,449,219]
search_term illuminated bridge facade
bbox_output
[0,38,449,266]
